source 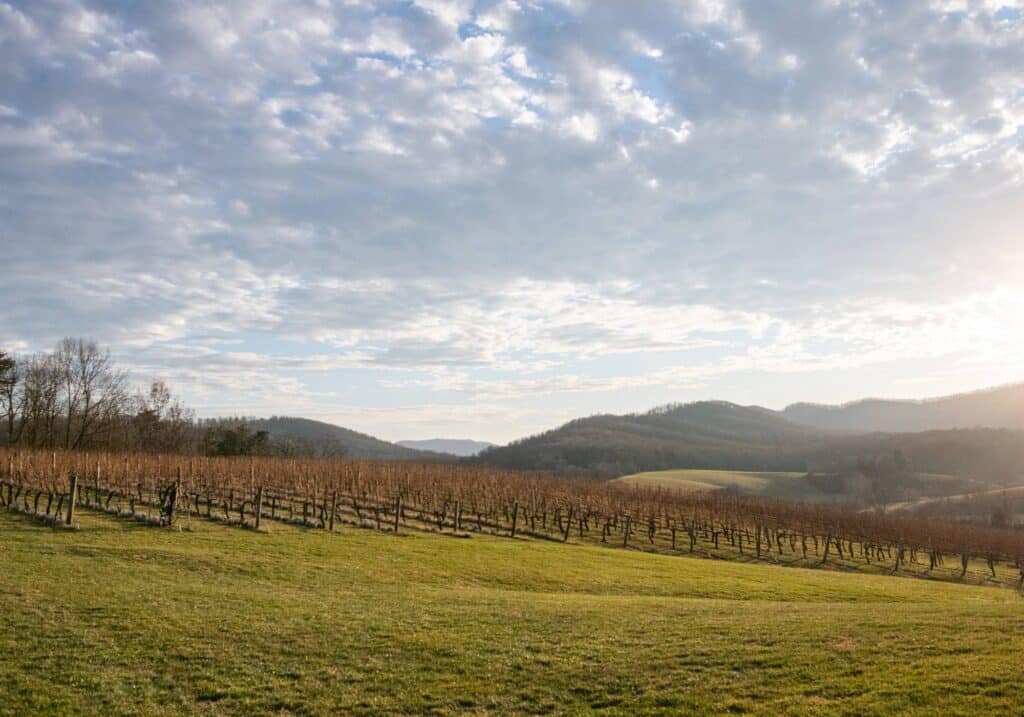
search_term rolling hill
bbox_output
[475,400,1024,486]
[475,401,829,476]
[250,416,448,461]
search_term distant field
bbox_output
[615,468,962,504]
[614,469,834,502]
[3,509,1024,715]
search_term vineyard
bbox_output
[3,447,1024,588]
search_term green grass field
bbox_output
[614,469,830,502]
[3,509,1024,716]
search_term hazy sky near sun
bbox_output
[2,0,1024,443]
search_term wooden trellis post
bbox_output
[255,486,264,530]
[165,479,179,527]
[65,472,78,527]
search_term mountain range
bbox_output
[475,383,1024,479]
[475,401,824,475]
[780,382,1024,432]
[244,382,1024,481]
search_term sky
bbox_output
[2,0,1024,444]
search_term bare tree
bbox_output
[52,338,130,449]
[20,352,62,447]
[0,351,17,445]
[132,380,196,453]
[1,340,199,451]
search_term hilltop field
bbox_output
[614,468,967,504]
[3,509,1024,716]
[614,469,825,501]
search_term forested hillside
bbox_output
[782,382,1024,432]
[250,417,444,461]
[477,401,1024,484]
[476,402,828,476]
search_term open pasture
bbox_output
[3,508,1024,716]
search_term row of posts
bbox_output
[58,476,532,540]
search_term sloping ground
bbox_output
[898,484,1024,510]
[2,510,1024,715]
[887,484,1024,527]
[614,469,835,503]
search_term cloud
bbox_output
[2,0,1023,441]
[560,111,600,141]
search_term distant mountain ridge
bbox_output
[476,401,828,476]
[475,384,1024,480]
[246,382,1024,479]
[250,417,446,461]
[781,382,1024,433]
[397,439,495,457]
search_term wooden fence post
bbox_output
[255,486,264,530]
[65,473,78,527]
[394,495,401,533]
[175,466,182,527]
[510,502,518,537]
[329,492,337,532]
[165,479,179,527]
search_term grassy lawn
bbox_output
[2,509,1024,716]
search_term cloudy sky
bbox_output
[2,0,1024,443]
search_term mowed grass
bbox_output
[614,469,829,502]
[3,510,1024,715]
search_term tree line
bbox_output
[0,339,308,457]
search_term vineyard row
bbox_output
[3,448,1024,587]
